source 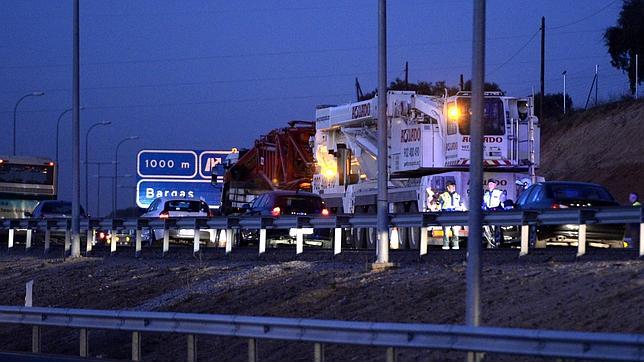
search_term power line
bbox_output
[550,0,620,30]
[486,28,541,76]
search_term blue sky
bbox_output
[1,0,628,214]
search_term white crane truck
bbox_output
[312,90,540,248]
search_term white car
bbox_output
[141,197,216,244]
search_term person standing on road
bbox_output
[483,179,506,248]
[438,181,465,250]
[425,186,439,212]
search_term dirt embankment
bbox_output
[0,252,641,361]
[540,99,644,202]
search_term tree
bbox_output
[534,92,573,120]
[604,0,644,95]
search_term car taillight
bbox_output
[551,203,569,209]
[271,206,281,217]
[159,211,169,219]
[321,208,330,216]
[98,232,105,239]
[208,210,215,217]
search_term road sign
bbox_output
[198,151,228,179]
[136,149,234,209]
[136,179,222,209]
[137,150,198,179]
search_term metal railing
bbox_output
[1,206,642,258]
[0,305,642,361]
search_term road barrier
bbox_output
[0,207,642,258]
[0,305,641,361]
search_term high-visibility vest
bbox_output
[439,191,461,211]
[634,201,642,207]
[483,189,504,209]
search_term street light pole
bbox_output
[56,106,85,166]
[562,70,567,115]
[85,121,111,213]
[13,91,45,155]
[113,136,139,217]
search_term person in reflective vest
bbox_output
[438,181,465,250]
[482,178,506,248]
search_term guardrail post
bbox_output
[32,326,41,353]
[577,224,587,257]
[420,227,428,256]
[86,228,94,254]
[314,342,325,362]
[80,328,88,357]
[44,227,51,254]
[132,331,142,361]
[386,347,397,362]
[259,229,266,255]
[163,226,170,257]
[295,229,304,254]
[248,338,258,362]
[64,228,71,255]
[334,228,342,255]
[135,228,142,258]
[25,229,33,250]
[187,334,197,362]
[110,229,116,255]
[640,222,643,257]
[8,228,15,249]
[225,229,233,255]
[193,226,200,255]
[520,225,530,256]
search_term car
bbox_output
[506,181,625,248]
[24,200,87,243]
[239,190,331,247]
[140,197,216,244]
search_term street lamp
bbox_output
[13,91,45,155]
[56,106,85,165]
[113,136,139,217]
[85,121,111,213]
[562,70,567,115]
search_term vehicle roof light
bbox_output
[448,105,459,119]
[271,206,281,217]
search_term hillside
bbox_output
[540,99,644,202]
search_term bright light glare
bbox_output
[448,106,459,119]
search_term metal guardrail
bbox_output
[0,207,642,257]
[0,305,642,361]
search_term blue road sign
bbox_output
[199,151,229,179]
[136,179,222,209]
[137,150,198,179]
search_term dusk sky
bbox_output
[1,0,628,214]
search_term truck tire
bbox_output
[366,205,377,249]
[406,203,421,250]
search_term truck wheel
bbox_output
[366,205,377,249]
[406,203,421,250]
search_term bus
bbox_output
[0,155,57,219]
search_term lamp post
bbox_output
[85,121,111,213]
[113,136,139,217]
[56,106,85,165]
[13,91,45,155]
[88,161,112,217]
[562,70,567,115]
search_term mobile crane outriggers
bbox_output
[312,90,540,248]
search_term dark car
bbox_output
[25,200,87,243]
[507,181,624,248]
[239,190,331,247]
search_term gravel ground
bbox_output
[0,245,642,361]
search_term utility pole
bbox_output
[540,16,545,123]
[595,64,598,105]
[460,74,465,91]
[404,61,409,88]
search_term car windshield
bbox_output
[165,200,208,213]
[548,184,615,202]
[274,195,323,214]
